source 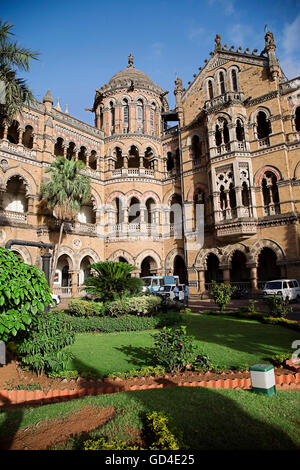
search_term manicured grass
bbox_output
[64,313,296,376]
[0,388,299,450]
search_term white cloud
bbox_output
[226,23,254,48]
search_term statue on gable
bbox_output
[214,34,222,52]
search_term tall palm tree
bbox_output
[41,156,91,287]
[0,20,39,123]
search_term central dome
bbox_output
[109,67,158,89]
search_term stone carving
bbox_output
[214,34,222,51]
[127,53,134,68]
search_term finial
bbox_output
[127,53,134,68]
[65,104,69,114]
[55,97,61,111]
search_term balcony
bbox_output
[110,168,155,178]
[0,210,28,223]
[0,140,36,159]
[204,91,244,112]
[214,207,257,239]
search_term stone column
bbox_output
[248,264,258,292]
[123,155,128,169]
[221,267,230,285]
[18,128,24,145]
[2,124,8,140]
[139,155,144,168]
[199,269,206,293]
[70,271,79,297]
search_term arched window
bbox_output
[110,101,115,134]
[22,125,34,149]
[137,99,144,133]
[122,99,129,133]
[231,69,238,92]
[191,135,201,160]
[208,80,214,99]
[7,121,19,144]
[54,137,64,157]
[295,106,300,132]
[242,182,250,207]
[257,111,271,139]
[262,171,280,215]
[223,120,229,144]
[166,152,174,171]
[236,119,245,141]
[219,72,225,94]
[150,104,155,135]
[215,124,222,147]
[115,147,123,169]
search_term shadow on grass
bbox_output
[0,393,23,450]
[184,314,296,367]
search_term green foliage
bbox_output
[271,352,291,367]
[60,312,159,333]
[84,261,143,301]
[0,20,39,123]
[41,157,91,221]
[180,308,192,315]
[108,365,166,380]
[0,247,52,341]
[83,411,184,450]
[16,312,75,374]
[152,326,210,373]
[264,294,293,318]
[106,295,161,317]
[68,298,104,316]
[209,281,236,311]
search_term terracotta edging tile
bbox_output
[1,370,299,406]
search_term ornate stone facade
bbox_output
[0,32,299,296]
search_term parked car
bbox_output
[158,284,185,301]
[262,279,300,303]
[51,293,61,306]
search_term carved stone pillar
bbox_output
[70,271,79,297]
[199,269,206,293]
[123,155,128,169]
[221,267,230,285]
[18,128,24,145]
[2,124,8,140]
[139,155,144,168]
[248,264,258,292]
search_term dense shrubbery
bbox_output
[83,411,184,450]
[264,294,293,318]
[58,309,182,333]
[15,312,75,374]
[106,295,161,317]
[68,298,104,316]
[0,247,52,341]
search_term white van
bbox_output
[262,279,300,302]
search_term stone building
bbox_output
[0,31,299,297]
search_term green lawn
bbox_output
[0,388,299,450]
[64,313,297,376]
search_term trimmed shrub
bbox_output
[68,298,103,316]
[106,295,161,317]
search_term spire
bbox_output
[43,89,54,104]
[127,52,134,68]
[55,97,62,111]
[65,104,69,114]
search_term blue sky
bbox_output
[2,0,300,124]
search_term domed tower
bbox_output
[92,54,171,278]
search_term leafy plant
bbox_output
[68,298,104,316]
[40,156,91,287]
[264,294,292,318]
[209,281,236,311]
[0,247,52,341]
[85,261,143,301]
[0,20,39,123]
[152,326,210,373]
[106,295,161,317]
[16,312,75,374]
